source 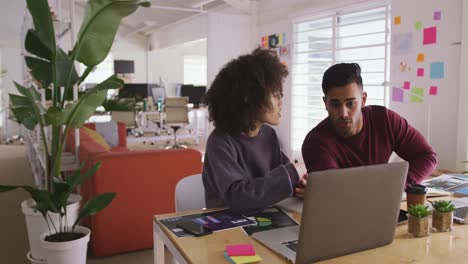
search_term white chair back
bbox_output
[175,174,206,212]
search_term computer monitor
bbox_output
[114,60,135,74]
[180,85,206,108]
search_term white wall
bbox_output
[457,1,468,171]
[112,38,148,83]
[206,11,253,85]
[389,0,462,170]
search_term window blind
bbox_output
[291,5,390,156]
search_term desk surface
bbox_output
[154,206,468,264]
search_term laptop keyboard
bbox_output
[282,239,299,252]
[455,206,468,219]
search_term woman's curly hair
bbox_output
[203,48,288,135]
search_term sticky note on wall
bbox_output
[430,62,444,79]
[423,27,437,45]
[415,21,422,30]
[392,87,404,102]
[417,53,425,62]
[411,88,424,103]
[434,11,441,20]
[403,81,410,89]
[429,86,438,95]
[394,16,401,25]
[417,68,424,77]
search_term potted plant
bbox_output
[0,0,149,263]
[407,204,431,238]
[431,200,455,232]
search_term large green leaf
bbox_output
[25,56,52,88]
[45,75,123,128]
[0,185,58,215]
[0,185,18,192]
[74,192,116,228]
[9,83,44,130]
[66,163,101,190]
[26,0,55,52]
[25,49,78,91]
[25,29,52,60]
[56,48,79,89]
[51,178,72,214]
[74,0,150,66]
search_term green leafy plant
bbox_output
[0,0,149,241]
[408,204,431,218]
[431,200,456,213]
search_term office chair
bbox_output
[143,85,167,136]
[110,111,142,137]
[164,96,189,149]
[175,174,206,212]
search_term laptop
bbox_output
[253,162,409,264]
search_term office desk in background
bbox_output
[153,204,468,264]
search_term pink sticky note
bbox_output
[392,87,404,102]
[226,244,256,256]
[429,86,438,95]
[417,68,424,77]
[434,11,441,20]
[423,27,437,45]
[403,81,410,89]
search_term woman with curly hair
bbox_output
[202,48,307,214]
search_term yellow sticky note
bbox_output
[230,254,262,264]
[417,53,425,62]
[394,16,401,25]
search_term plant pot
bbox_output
[432,211,453,232]
[22,194,81,262]
[408,215,430,238]
[40,226,90,264]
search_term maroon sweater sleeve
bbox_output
[301,133,339,173]
[386,108,438,184]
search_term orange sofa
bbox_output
[66,123,202,256]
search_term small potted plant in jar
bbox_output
[431,200,455,232]
[408,204,431,237]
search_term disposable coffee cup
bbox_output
[406,184,427,208]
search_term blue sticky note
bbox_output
[430,62,444,79]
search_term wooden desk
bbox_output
[153,206,468,264]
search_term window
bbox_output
[183,55,207,86]
[291,5,390,155]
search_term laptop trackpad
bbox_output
[252,226,300,261]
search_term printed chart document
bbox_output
[242,206,298,236]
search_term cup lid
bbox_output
[406,183,427,194]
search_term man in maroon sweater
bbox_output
[301,63,437,186]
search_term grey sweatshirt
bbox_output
[202,125,299,214]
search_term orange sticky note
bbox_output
[394,16,401,25]
[417,53,425,62]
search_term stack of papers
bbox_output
[224,244,262,264]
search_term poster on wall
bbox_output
[260,33,289,65]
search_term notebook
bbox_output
[253,162,409,264]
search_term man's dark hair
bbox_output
[322,63,363,95]
[203,47,288,135]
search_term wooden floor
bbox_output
[0,138,206,264]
